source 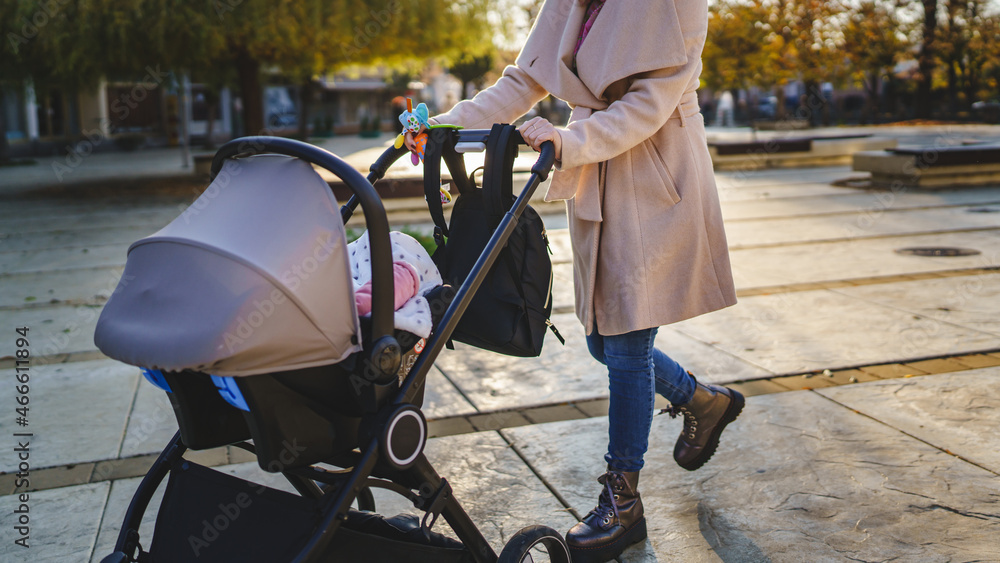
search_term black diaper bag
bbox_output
[424,124,563,357]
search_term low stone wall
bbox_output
[710,135,898,171]
[853,145,1000,188]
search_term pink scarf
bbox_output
[573,0,608,71]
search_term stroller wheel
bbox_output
[498,525,572,563]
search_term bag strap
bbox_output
[422,130,449,238]
[423,129,477,242]
[483,124,518,231]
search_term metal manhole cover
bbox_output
[895,247,981,257]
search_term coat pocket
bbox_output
[635,138,682,206]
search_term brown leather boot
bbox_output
[667,378,745,471]
[566,470,646,563]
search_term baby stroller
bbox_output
[94,127,570,562]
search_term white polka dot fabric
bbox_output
[348,231,442,338]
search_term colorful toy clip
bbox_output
[395,98,430,165]
[393,98,463,166]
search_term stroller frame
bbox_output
[103,128,569,563]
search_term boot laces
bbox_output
[591,472,624,525]
[663,405,698,438]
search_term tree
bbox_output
[1,0,107,160]
[703,0,772,95]
[935,0,993,117]
[841,0,910,123]
[916,0,940,118]
[4,0,495,139]
[450,53,494,99]
[771,0,844,124]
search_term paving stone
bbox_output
[551,260,575,312]
[0,225,152,254]
[227,446,257,465]
[0,481,109,562]
[16,463,95,492]
[729,231,1000,290]
[769,373,838,390]
[427,416,475,438]
[92,455,157,483]
[834,274,1000,339]
[717,184,846,203]
[0,360,139,472]
[574,398,610,417]
[819,368,1000,473]
[726,205,1000,249]
[0,244,128,275]
[119,372,177,458]
[673,289,1000,375]
[369,431,579,551]
[522,403,586,424]
[718,187,1000,222]
[421,366,477,419]
[0,473,18,496]
[724,379,789,397]
[434,313,608,412]
[901,357,972,375]
[0,206,180,237]
[467,410,532,432]
[506,390,1000,562]
[184,447,230,468]
[859,363,926,379]
[653,328,774,384]
[3,304,104,359]
[0,268,125,309]
[827,368,882,384]
[952,353,1000,368]
[90,476,164,563]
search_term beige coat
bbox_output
[433,0,736,335]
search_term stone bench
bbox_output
[853,144,1000,188]
[709,134,898,170]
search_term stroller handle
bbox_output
[210,136,397,349]
[365,129,557,181]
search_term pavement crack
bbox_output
[884,486,935,501]
[764,421,821,440]
[909,503,1000,521]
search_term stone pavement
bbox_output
[2,127,1000,562]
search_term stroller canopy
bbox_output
[95,155,361,376]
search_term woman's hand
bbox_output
[403,126,427,152]
[518,117,563,161]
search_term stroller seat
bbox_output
[95,153,450,468]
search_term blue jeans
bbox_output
[586,327,696,472]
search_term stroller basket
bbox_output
[98,132,571,563]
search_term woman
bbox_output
[407,0,742,560]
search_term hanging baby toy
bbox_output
[394,97,461,166]
[395,98,429,165]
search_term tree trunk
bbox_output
[236,51,264,135]
[204,102,217,149]
[947,61,959,119]
[0,90,10,163]
[916,0,938,119]
[298,80,314,141]
[803,79,824,127]
[864,73,879,125]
